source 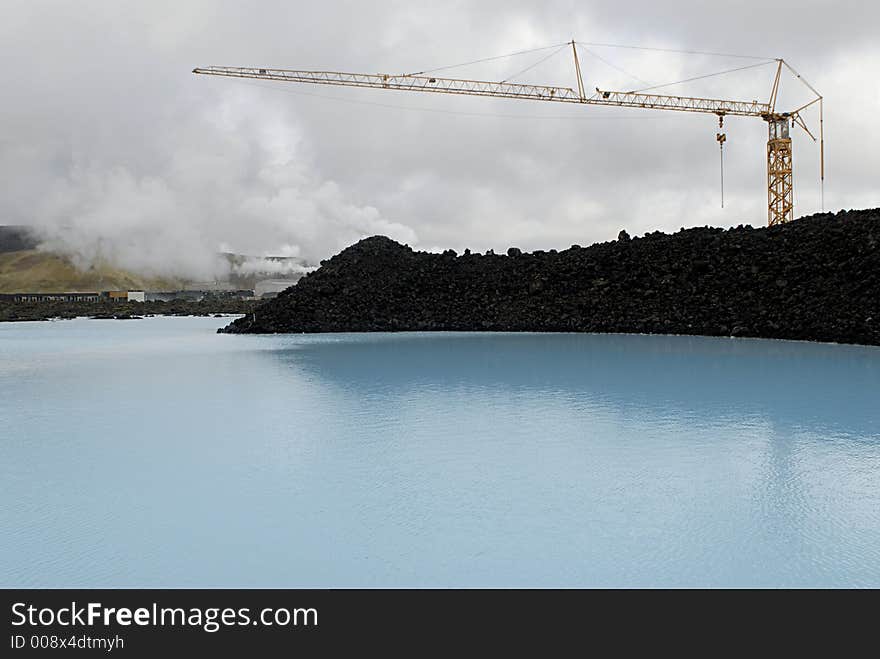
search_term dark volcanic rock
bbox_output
[0,225,38,253]
[220,209,880,346]
[0,298,259,322]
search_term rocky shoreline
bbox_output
[0,297,258,322]
[219,208,880,346]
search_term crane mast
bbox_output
[193,42,823,226]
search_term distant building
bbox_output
[102,291,145,302]
[1,288,252,304]
[0,292,101,303]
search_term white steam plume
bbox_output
[28,88,418,282]
[231,257,315,277]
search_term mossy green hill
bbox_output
[0,250,181,293]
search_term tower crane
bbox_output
[193,41,823,226]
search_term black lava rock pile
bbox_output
[221,208,880,346]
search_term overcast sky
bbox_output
[2,0,877,278]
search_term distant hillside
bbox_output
[0,250,182,293]
[0,226,38,253]
[0,226,308,293]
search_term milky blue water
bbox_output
[1,316,879,587]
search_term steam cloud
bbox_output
[26,88,418,282]
[230,257,316,278]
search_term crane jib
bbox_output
[192,67,771,117]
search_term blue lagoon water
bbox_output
[1,316,879,587]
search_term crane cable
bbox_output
[628,59,777,94]
[406,42,570,76]
[407,40,777,101]
[501,44,569,83]
[575,41,774,61]
[406,41,776,98]
[577,46,652,87]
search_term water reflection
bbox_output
[271,332,880,438]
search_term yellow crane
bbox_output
[193,41,823,226]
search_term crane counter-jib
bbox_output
[191,67,771,117]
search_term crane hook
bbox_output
[716,115,727,209]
